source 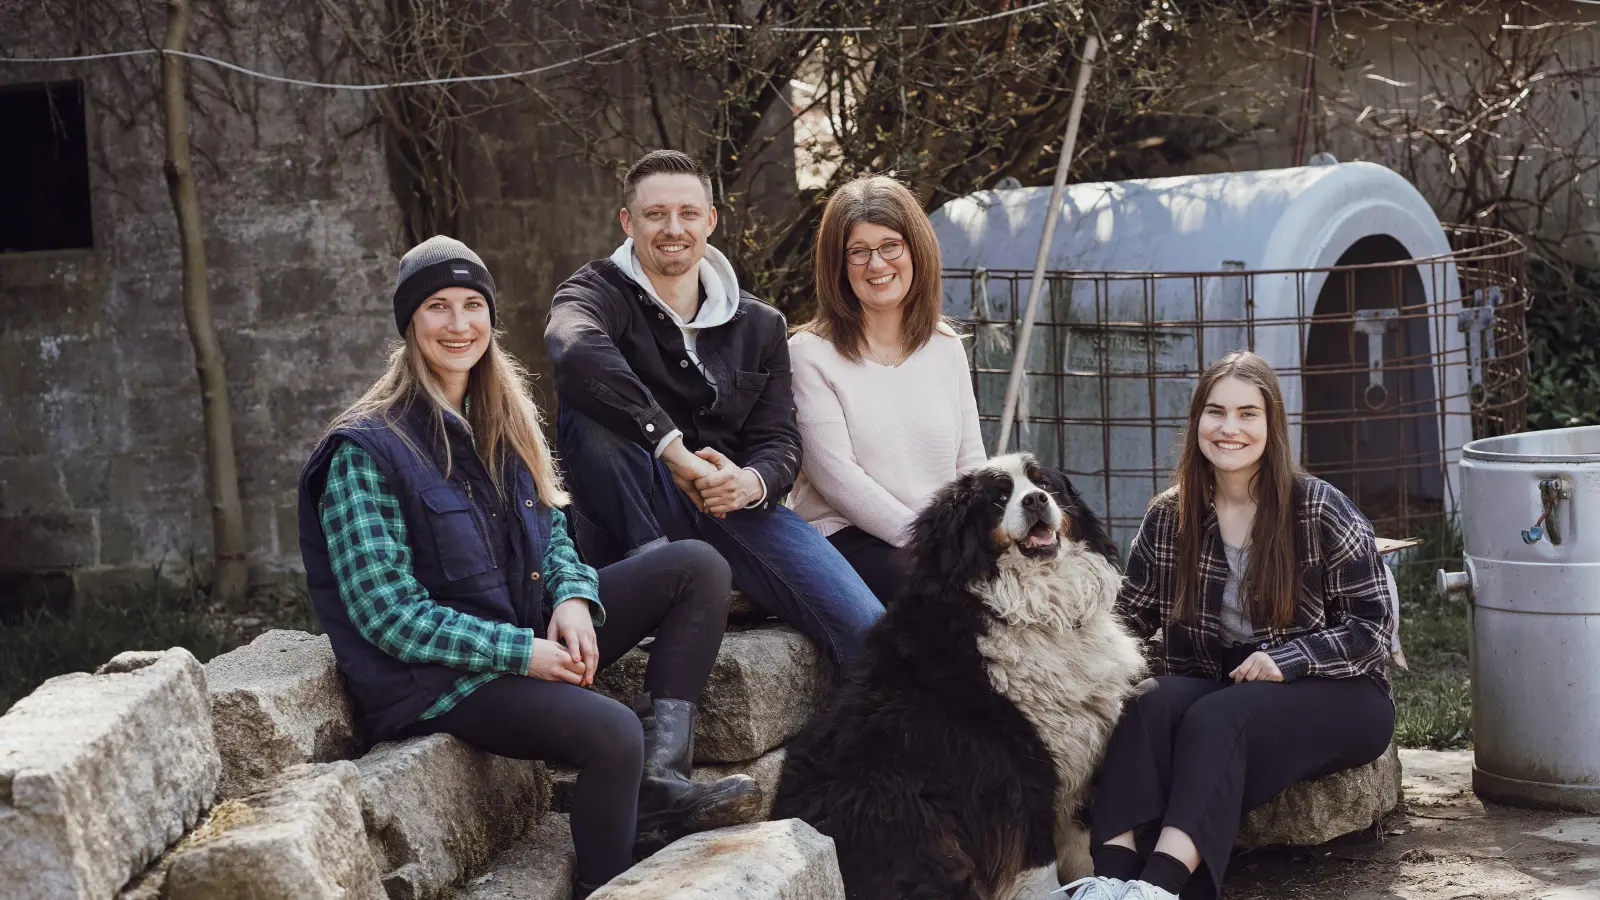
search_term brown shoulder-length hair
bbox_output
[798,174,953,361]
[1172,350,1304,629]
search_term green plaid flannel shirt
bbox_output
[319,440,601,720]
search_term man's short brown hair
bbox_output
[623,150,714,209]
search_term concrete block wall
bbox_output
[0,0,400,601]
[0,0,798,603]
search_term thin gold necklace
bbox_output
[865,341,906,367]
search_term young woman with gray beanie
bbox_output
[298,236,760,898]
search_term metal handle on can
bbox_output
[1520,478,1571,545]
[1437,569,1471,599]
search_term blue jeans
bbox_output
[556,405,883,677]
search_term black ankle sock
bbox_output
[1138,851,1193,895]
[1091,843,1144,881]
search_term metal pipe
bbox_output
[1292,0,1324,166]
[996,34,1099,455]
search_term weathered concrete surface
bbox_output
[590,820,845,900]
[356,733,553,900]
[594,626,831,763]
[445,812,574,900]
[1227,748,1600,899]
[205,629,356,799]
[1237,743,1403,849]
[0,0,399,599]
[695,748,787,821]
[160,762,386,900]
[0,648,218,900]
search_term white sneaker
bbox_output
[1052,876,1127,899]
[1119,880,1179,900]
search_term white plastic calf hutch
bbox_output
[931,161,1527,548]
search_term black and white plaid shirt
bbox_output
[1118,475,1394,694]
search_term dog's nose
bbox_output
[1021,491,1048,511]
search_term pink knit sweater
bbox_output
[788,329,987,548]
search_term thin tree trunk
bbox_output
[161,0,249,605]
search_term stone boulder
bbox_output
[205,630,356,799]
[695,748,787,822]
[727,590,772,625]
[552,748,789,821]
[445,812,574,900]
[591,820,845,900]
[356,733,553,900]
[159,762,386,900]
[594,626,831,763]
[1236,743,1403,849]
[0,648,219,900]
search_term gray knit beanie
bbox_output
[393,235,497,335]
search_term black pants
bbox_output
[826,526,911,607]
[1090,674,1394,899]
[406,540,731,887]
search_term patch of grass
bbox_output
[0,570,319,714]
[1388,521,1473,750]
[0,574,227,712]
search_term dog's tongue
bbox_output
[1025,527,1058,548]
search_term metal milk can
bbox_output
[1438,424,1600,811]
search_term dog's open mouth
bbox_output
[1019,522,1060,556]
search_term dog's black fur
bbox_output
[772,462,1120,900]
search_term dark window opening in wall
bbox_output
[0,80,93,253]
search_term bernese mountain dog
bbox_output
[772,453,1147,900]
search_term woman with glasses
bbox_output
[788,174,985,605]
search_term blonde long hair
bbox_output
[324,329,569,507]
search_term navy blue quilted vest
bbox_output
[298,399,553,746]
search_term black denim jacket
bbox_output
[545,259,801,506]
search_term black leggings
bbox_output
[406,540,731,886]
[826,526,911,606]
[1090,674,1394,899]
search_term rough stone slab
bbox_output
[549,766,578,812]
[445,812,573,900]
[205,629,356,799]
[551,748,788,819]
[1237,742,1402,848]
[727,590,773,625]
[591,819,845,900]
[160,762,386,900]
[0,648,219,900]
[695,748,787,821]
[356,733,553,900]
[594,626,831,763]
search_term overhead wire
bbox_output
[0,1,1078,91]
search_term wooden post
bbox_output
[161,0,249,605]
[995,35,1099,456]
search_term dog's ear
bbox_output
[1041,467,1122,568]
[908,471,997,585]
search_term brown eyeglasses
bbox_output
[845,240,906,267]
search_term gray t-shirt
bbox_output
[1219,541,1254,644]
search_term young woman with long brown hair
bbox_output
[1063,351,1395,900]
[788,174,985,604]
[297,237,758,900]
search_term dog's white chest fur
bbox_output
[973,544,1146,804]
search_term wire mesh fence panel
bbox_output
[943,225,1528,557]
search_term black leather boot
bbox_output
[570,879,602,900]
[632,694,763,857]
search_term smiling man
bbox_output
[545,150,884,676]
